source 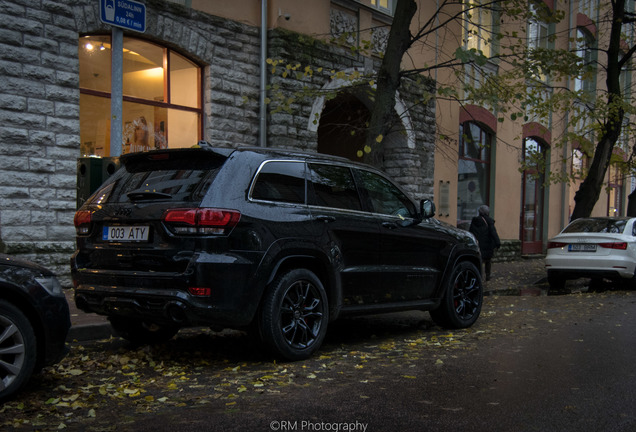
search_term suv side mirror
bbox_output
[420,199,436,219]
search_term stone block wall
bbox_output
[0,1,436,282]
[0,0,82,281]
[492,240,522,262]
[267,28,436,200]
[0,0,263,282]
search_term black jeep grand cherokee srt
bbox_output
[71,144,482,360]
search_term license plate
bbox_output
[568,243,596,252]
[103,226,150,242]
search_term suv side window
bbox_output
[251,161,306,204]
[355,169,416,218]
[308,163,362,211]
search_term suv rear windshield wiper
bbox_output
[127,191,173,201]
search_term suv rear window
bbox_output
[94,154,225,204]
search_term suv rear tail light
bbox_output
[163,208,241,235]
[74,210,92,235]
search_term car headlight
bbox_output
[35,276,64,297]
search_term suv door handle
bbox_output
[316,215,336,223]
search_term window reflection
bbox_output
[79,36,201,157]
[457,122,492,227]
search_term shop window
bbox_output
[79,36,202,157]
[457,122,492,227]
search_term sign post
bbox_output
[99,0,146,156]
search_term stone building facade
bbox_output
[0,0,435,282]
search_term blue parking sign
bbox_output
[99,0,146,33]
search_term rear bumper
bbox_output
[546,268,632,281]
[545,255,635,280]
[71,251,265,328]
[74,284,256,327]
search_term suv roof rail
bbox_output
[194,140,212,148]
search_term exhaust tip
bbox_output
[165,302,188,324]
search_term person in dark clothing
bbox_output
[469,205,501,281]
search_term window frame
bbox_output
[79,35,204,156]
[353,168,417,219]
[249,160,308,205]
[369,0,395,15]
[457,121,493,227]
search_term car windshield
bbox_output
[562,219,627,234]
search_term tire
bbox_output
[258,269,329,361]
[430,261,483,329]
[0,300,37,401]
[548,273,566,290]
[109,316,179,345]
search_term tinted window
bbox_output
[355,169,416,218]
[563,218,627,234]
[251,161,306,204]
[308,164,362,211]
[98,156,223,204]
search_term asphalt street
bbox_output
[4,270,633,432]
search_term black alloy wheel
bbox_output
[259,269,328,361]
[430,261,483,329]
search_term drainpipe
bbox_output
[259,0,268,147]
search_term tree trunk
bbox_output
[627,189,636,216]
[570,134,619,220]
[570,0,626,220]
[363,0,417,167]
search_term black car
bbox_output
[71,144,482,360]
[0,254,70,400]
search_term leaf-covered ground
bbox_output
[1,291,633,430]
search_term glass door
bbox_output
[521,138,545,254]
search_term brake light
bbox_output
[188,287,212,297]
[547,241,568,249]
[163,208,241,235]
[74,210,92,235]
[598,242,628,250]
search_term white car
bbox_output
[545,217,636,290]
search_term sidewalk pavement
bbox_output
[65,256,549,342]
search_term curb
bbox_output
[67,323,113,342]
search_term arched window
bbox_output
[79,35,202,156]
[457,122,492,227]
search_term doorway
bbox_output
[521,138,546,255]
